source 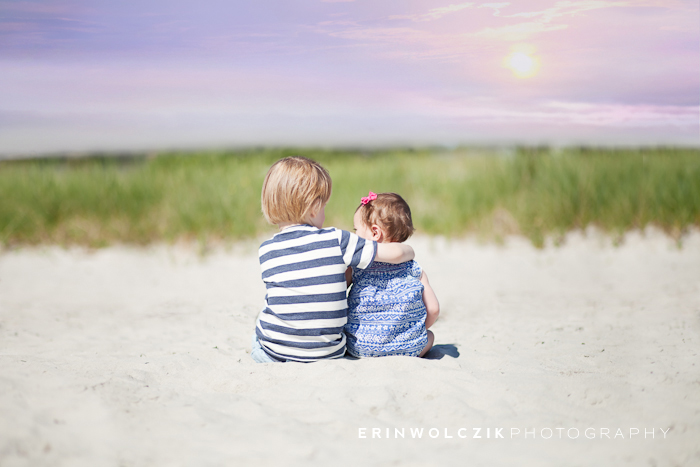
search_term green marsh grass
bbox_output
[1,147,698,247]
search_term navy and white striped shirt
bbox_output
[255,225,377,362]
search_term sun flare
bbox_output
[505,51,539,78]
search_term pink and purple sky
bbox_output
[1,0,698,154]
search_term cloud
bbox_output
[0,22,36,33]
[626,0,694,9]
[468,1,628,41]
[317,20,357,26]
[412,96,699,128]
[390,3,474,22]
[324,26,438,45]
[317,22,484,62]
[468,0,699,41]
[504,1,628,23]
[478,3,511,16]
[474,21,567,40]
[543,101,700,127]
[0,2,76,15]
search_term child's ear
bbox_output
[371,225,383,242]
[305,207,318,222]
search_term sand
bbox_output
[1,230,699,466]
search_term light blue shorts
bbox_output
[250,334,279,363]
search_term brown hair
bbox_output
[261,157,332,225]
[356,192,415,242]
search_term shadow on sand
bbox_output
[425,344,460,360]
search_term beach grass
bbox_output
[1,147,699,247]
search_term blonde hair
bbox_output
[356,192,415,242]
[261,157,332,225]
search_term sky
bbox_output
[0,0,698,155]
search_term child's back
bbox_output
[346,260,428,357]
[256,225,374,362]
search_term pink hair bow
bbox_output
[361,191,377,205]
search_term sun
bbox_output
[505,51,539,78]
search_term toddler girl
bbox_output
[345,192,439,358]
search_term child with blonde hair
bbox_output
[345,192,440,358]
[251,158,416,363]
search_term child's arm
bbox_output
[375,243,414,264]
[420,271,440,329]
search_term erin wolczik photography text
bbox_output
[358,427,672,440]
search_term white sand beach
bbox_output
[1,231,699,466]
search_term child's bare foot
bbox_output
[418,330,435,357]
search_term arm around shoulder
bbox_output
[375,242,415,264]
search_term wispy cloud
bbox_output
[390,3,474,22]
[0,22,35,33]
[626,0,693,9]
[504,1,628,22]
[543,101,700,127]
[0,2,77,15]
[408,95,699,127]
[322,25,436,44]
[474,21,567,40]
[468,1,630,41]
[478,3,511,16]
[317,20,357,26]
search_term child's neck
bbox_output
[278,223,300,231]
[278,222,310,231]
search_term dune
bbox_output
[1,230,698,466]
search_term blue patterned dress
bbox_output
[345,260,428,357]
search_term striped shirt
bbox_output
[255,225,377,362]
